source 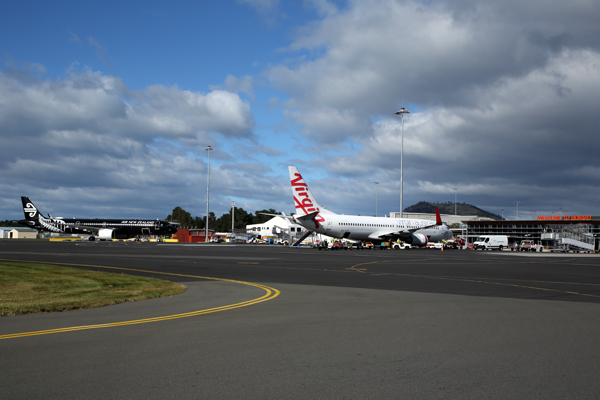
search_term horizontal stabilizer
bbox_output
[296,210,320,221]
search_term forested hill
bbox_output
[404,201,502,220]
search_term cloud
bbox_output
[0,67,260,217]
[210,74,255,101]
[262,0,600,216]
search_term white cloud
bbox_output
[261,1,600,216]
[0,67,260,217]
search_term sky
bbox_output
[1,0,599,222]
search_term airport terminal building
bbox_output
[464,216,600,252]
[393,212,600,252]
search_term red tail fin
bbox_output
[435,207,442,225]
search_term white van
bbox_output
[473,235,508,251]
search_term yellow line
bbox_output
[342,259,600,299]
[0,260,280,340]
[346,261,380,274]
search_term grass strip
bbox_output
[0,262,186,316]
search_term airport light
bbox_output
[205,145,213,243]
[374,182,379,217]
[232,201,235,233]
[394,108,410,217]
[501,209,504,220]
[514,201,521,220]
[453,188,457,216]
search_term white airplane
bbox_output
[288,166,453,246]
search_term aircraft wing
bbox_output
[368,230,413,240]
[62,223,101,234]
[367,207,443,240]
[259,212,295,222]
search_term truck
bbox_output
[473,235,508,251]
[518,239,537,252]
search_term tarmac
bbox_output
[1,241,600,399]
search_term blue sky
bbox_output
[2,0,600,221]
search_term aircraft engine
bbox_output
[98,229,116,240]
[405,233,428,246]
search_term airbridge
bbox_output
[541,223,595,252]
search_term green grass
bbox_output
[0,262,186,316]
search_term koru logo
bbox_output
[24,203,37,217]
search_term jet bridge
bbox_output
[541,223,595,252]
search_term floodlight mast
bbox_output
[394,108,410,218]
[205,146,213,243]
[453,188,458,215]
[374,182,379,217]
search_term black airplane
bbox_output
[18,196,178,240]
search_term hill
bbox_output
[404,201,502,220]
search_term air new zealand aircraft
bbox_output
[18,197,178,240]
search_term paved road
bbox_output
[1,241,600,399]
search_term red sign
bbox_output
[537,215,592,221]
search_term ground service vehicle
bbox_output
[519,240,537,251]
[392,242,411,250]
[473,235,508,251]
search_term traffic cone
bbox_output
[441,246,444,252]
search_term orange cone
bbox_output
[441,246,444,252]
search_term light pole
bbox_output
[514,201,521,220]
[205,145,213,243]
[374,182,379,217]
[501,209,504,220]
[453,188,457,216]
[394,108,410,217]
[231,201,235,233]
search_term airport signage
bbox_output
[537,215,592,221]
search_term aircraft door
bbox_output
[154,221,161,230]
[326,220,332,231]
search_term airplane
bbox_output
[288,166,453,246]
[18,197,178,240]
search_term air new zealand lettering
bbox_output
[18,196,178,240]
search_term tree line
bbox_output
[166,206,280,232]
[0,220,20,227]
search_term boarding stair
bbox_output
[292,230,313,247]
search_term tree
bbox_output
[0,220,19,227]
[164,206,281,232]
[166,207,194,227]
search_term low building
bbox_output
[0,227,13,238]
[173,228,215,243]
[246,216,310,244]
[5,227,38,239]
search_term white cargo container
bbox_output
[473,235,508,251]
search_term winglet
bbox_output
[435,207,442,225]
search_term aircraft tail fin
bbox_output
[288,166,335,217]
[21,197,43,221]
[435,207,442,225]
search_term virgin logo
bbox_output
[291,172,325,229]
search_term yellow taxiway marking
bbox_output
[0,260,280,340]
[342,259,600,299]
[346,261,381,273]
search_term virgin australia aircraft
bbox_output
[18,197,178,240]
[289,167,453,246]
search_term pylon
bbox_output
[441,246,444,252]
